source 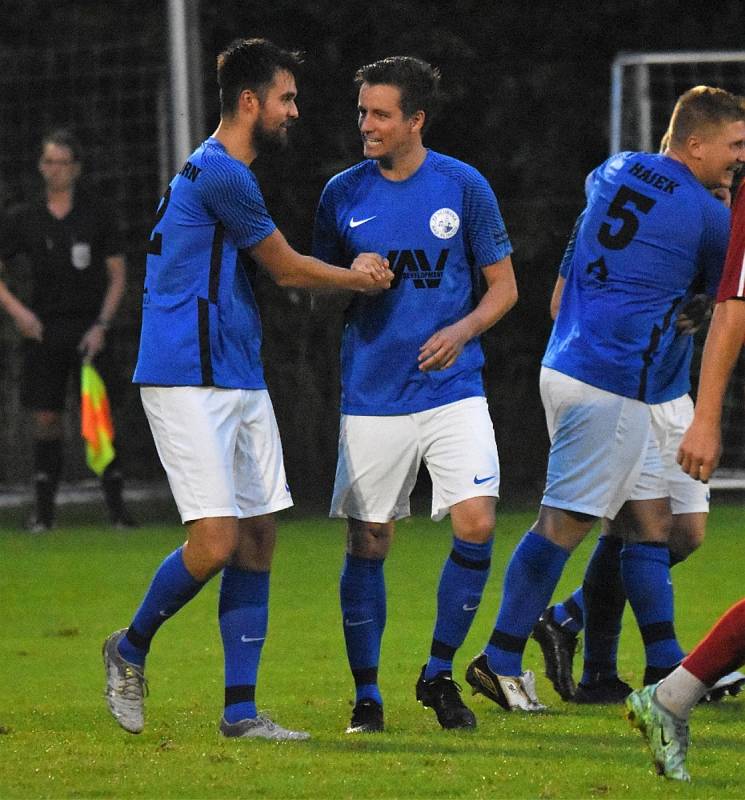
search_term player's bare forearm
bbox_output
[418,256,517,372]
[693,300,745,426]
[464,256,518,337]
[677,299,745,481]
[251,230,392,292]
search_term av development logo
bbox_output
[387,249,449,288]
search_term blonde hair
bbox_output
[668,85,745,147]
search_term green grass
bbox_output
[1,504,745,799]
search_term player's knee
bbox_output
[669,513,707,559]
[453,514,494,543]
[347,519,392,559]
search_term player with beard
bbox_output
[102,37,392,741]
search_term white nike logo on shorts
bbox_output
[240,635,265,643]
[462,604,479,612]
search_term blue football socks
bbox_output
[485,531,569,676]
[340,554,386,706]
[552,587,585,634]
[118,546,204,668]
[424,536,492,680]
[219,567,270,724]
[621,542,685,672]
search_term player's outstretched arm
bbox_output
[418,255,517,372]
[249,229,392,292]
[678,299,745,481]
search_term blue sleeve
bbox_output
[558,210,586,278]
[200,162,276,249]
[462,171,512,267]
[312,181,346,266]
[698,199,730,296]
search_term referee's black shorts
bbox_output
[21,318,118,412]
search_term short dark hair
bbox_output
[40,128,82,162]
[668,85,745,146]
[355,56,441,130]
[217,37,303,116]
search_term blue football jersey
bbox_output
[544,151,729,403]
[134,137,276,387]
[313,150,512,415]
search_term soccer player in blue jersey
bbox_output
[533,191,745,703]
[465,85,745,712]
[312,56,518,732]
[101,38,392,741]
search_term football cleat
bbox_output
[415,666,476,729]
[465,653,545,711]
[220,714,310,740]
[572,676,633,704]
[531,607,579,700]
[700,670,745,703]
[102,628,148,734]
[346,699,384,734]
[626,683,691,782]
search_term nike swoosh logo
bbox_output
[159,610,172,618]
[473,474,496,485]
[240,635,265,643]
[344,618,374,627]
[462,604,479,612]
[349,216,377,228]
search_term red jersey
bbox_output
[716,184,745,302]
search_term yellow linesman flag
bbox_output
[80,363,115,476]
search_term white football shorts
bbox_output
[140,386,293,523]
[540,367,652,520]
[628,394,710,514]
[331,396,500,523]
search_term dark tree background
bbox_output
[1,0,743,508]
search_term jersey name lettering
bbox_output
[179,160,202,182]
[628,161,679,194]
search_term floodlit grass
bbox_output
[1,504,744,798]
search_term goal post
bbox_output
[610,50,745,155]
[610,50,745,489]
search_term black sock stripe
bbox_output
[352,667,378,687]
[125,626,150,651]
[488,629,526,653]
[640,621,677,645]
[450,549,491,571]
[225,684,255,707]
[430,639,457,660]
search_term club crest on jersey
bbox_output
[429,208,460,239]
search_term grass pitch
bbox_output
[1,503,744,799]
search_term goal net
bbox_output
[610,51,745,487]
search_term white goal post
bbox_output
[610,50,745,154]
[610,51,745,489]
